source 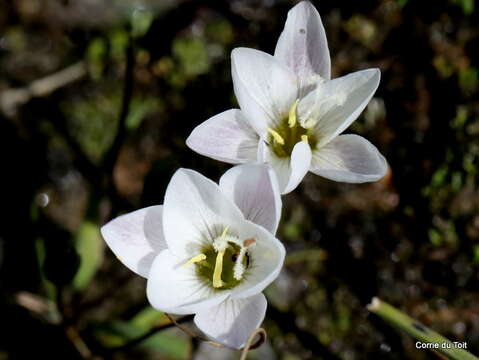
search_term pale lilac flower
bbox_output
[101,164,284,349]
[187,1,387,194]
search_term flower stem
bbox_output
[368,297,478,360]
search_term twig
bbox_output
[165,313,223,348]
[103,33,134,175]
[0,62,86,117]
[65,326,96,359]
[368,297,479,360]
[165,313,267,352]
[42,102,101,187]
[109,314,193,353]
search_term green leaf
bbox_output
[131,307,167,329]
[73,221,104,290]
[142,332,190,359]
[95,320,190,359]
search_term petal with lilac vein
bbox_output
[310,134,388,183]
[264,141,312,194]
[231,47,298,136]
[163,169,245,259]
[101,206,166,278]
[186,109,259,164]
[275,1,331,92]
[299,68,380,147]
[219,163,282,234]
[194,294,267,349]
[146,250,230,315]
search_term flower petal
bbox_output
[285,141,312,193]
[311,134,388,183]
[219,164,282,234]
[146,249,230,315]
[194,294,267,349]
[186,109,259,164]
[263,141,312,194]
[274,1,331,93]
[299,68,380,147]
[231,47,298,136]
[163,169,245,259]
[230,219,285,299]
[101,206,166,278]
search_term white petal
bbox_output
[284,141,312,193]
[299,68,380,147]
[186,109,259,164]
[263,141,312,194]
[231,48,298,136]
[274,1,331,93]
[146,250,230,315]
[163,169,246,259]
[194,294,267,349]
[230,220,285,299]
[101,206,166,278]
[219,164,282,234]
[311,134,388,183]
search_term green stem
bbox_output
[368,297,478,360]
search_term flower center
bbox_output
[268,99,317,158]
[184,227,255,290]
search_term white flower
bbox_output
[186,1,388,194]
[100,164,285,349]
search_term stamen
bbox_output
[267,128,285,145]
[288,99,300,128]
[301,135,309,144]
[213,226,229,251]
[184,253,206,266]
[213,248,225,288]
[233,247,247,280]
[233,238,256,280]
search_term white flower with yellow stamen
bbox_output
[100,164,284,349]
[186,1,388,194]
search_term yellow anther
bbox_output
[213,248,225,288]
[288,99,300,128]
[267,128,285,145]
[184,253,206,266]
[301,135,309,144]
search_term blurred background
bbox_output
[1,0,478,359]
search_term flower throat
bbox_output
[268,99,317,158]
[184,227,254,290]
